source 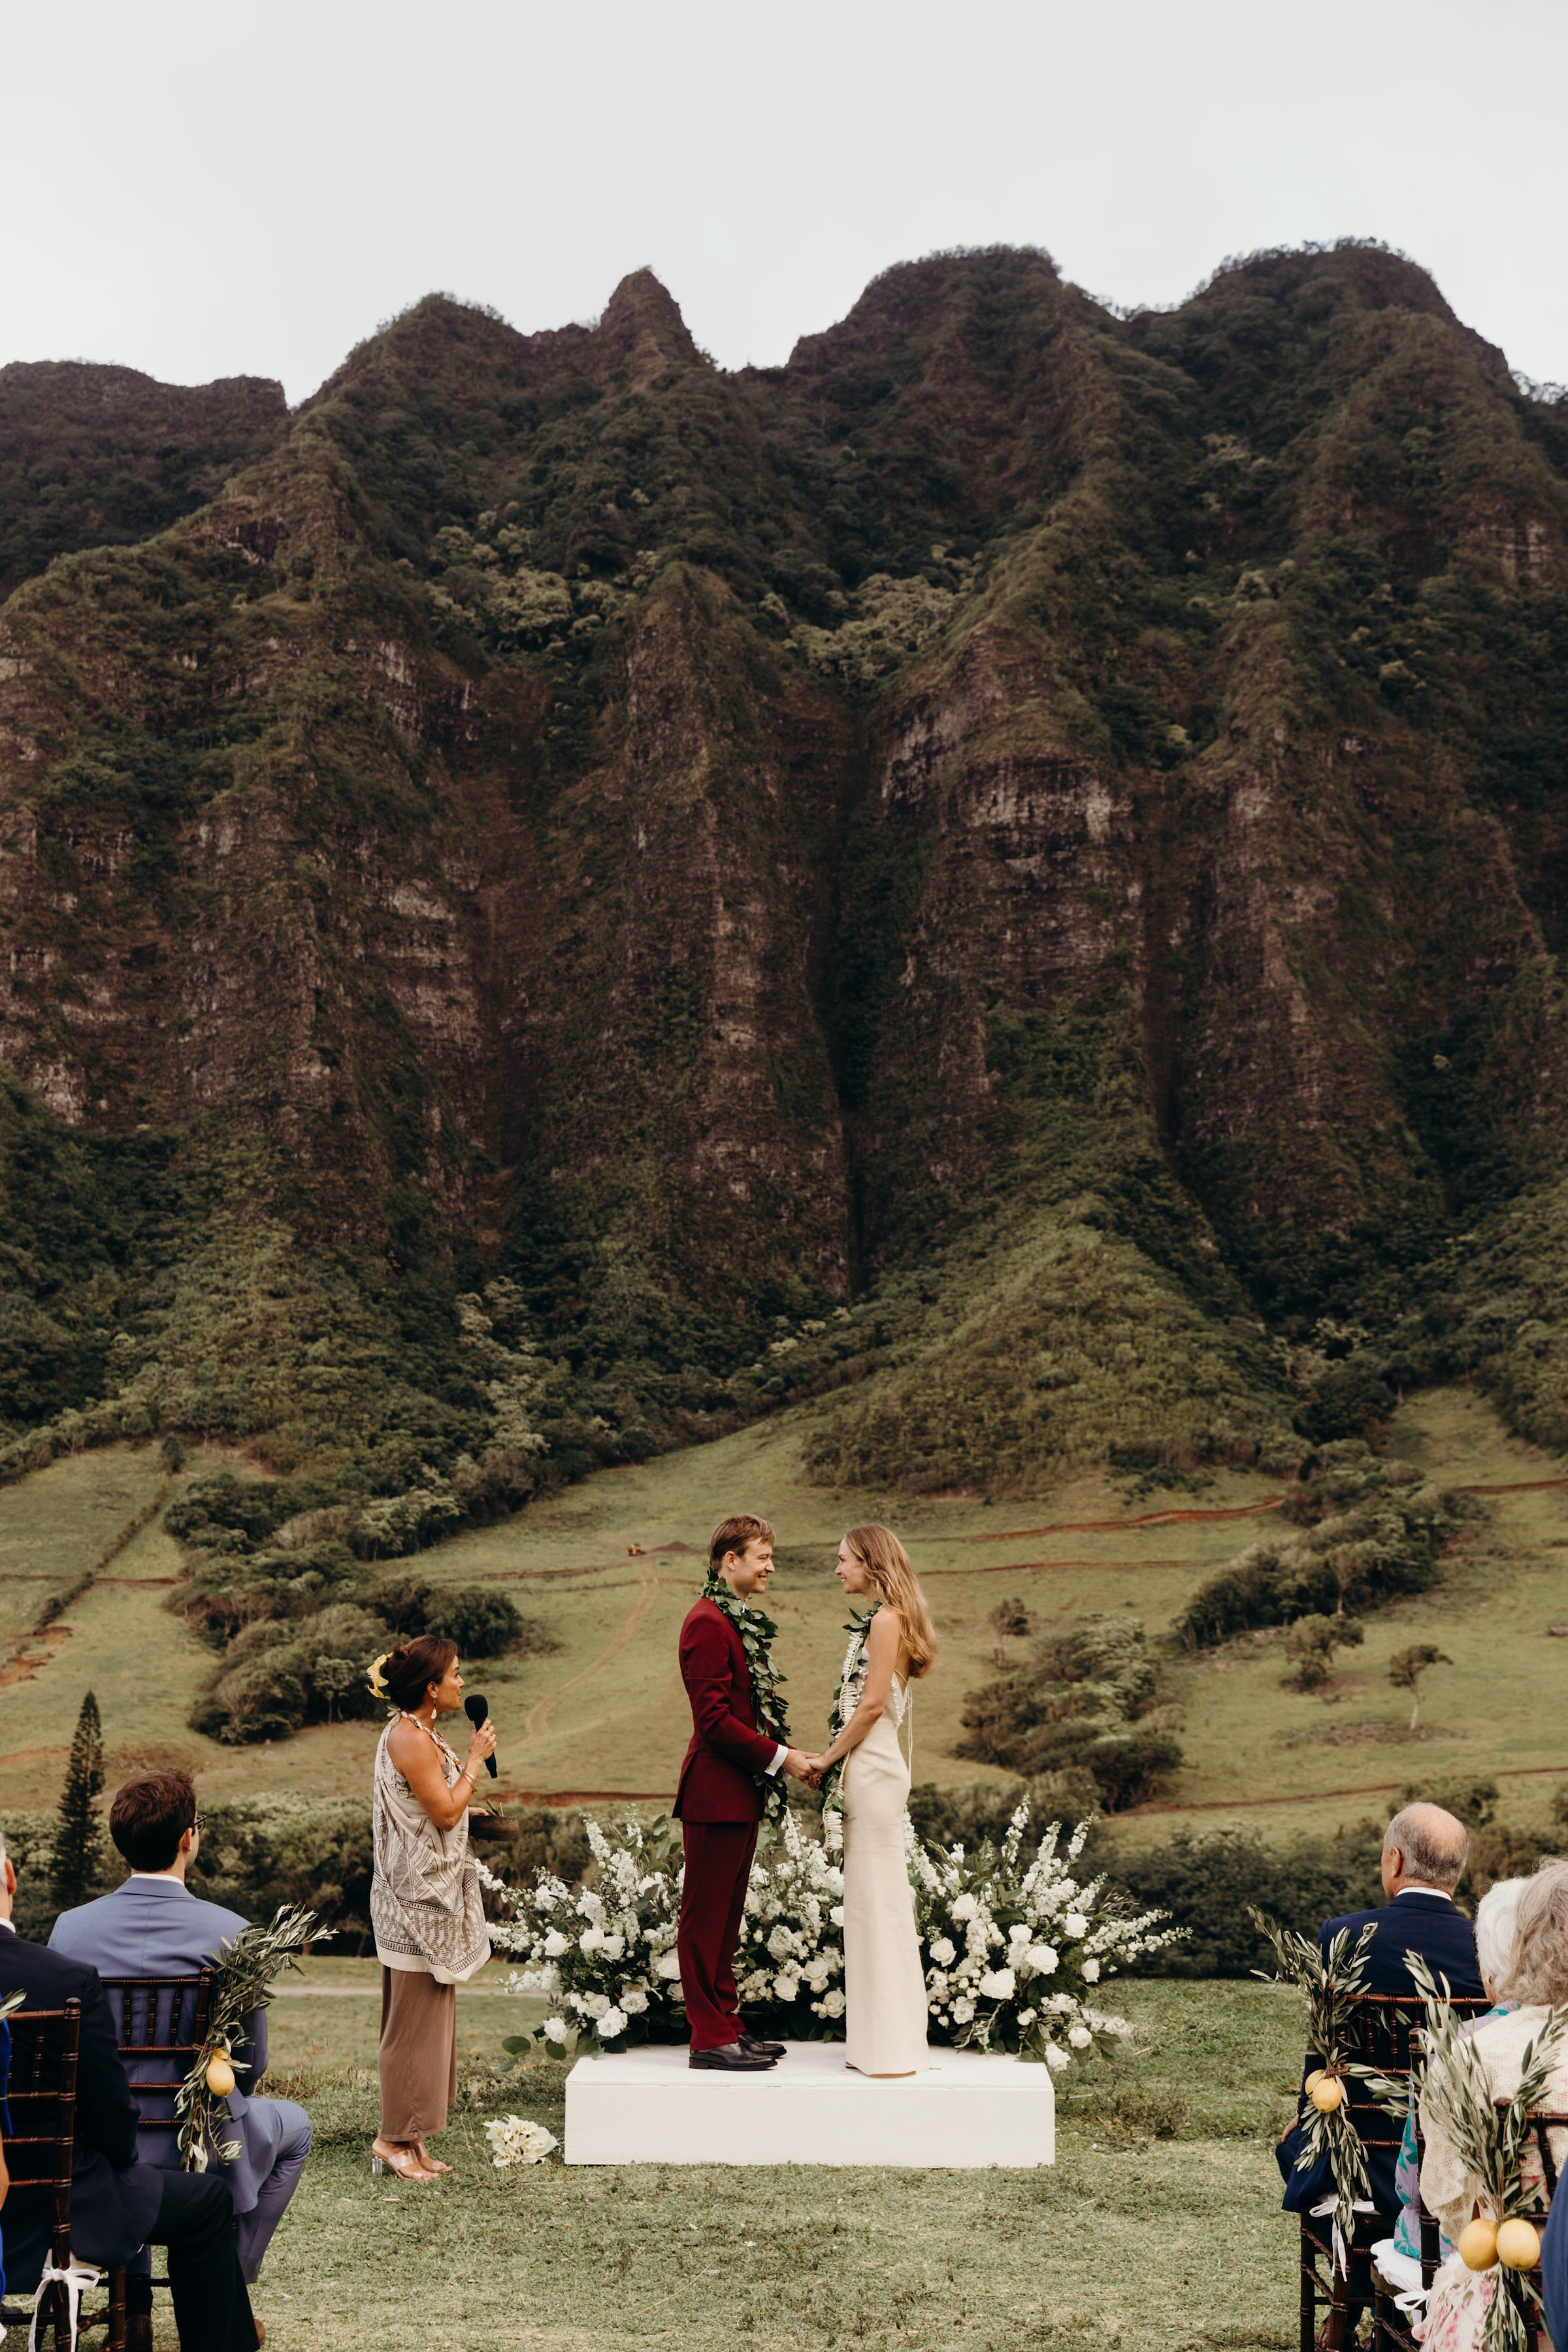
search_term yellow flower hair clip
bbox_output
[367,1652,391,1699]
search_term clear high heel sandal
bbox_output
[371,2140,433,2181]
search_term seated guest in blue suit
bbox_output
[1281,1801,1484,2224]
[0,1829,256,2352]
[50,1772,312,2299]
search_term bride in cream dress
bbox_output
[809,1524,938,2076]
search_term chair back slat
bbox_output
[1,2001,83,2274]
[98,1970,214,2140]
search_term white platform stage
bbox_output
[564,2040,1055,2168]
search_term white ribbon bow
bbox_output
[1311,2193,1378,2278]
[27,2255,101,2352]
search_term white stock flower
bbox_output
[929,1936,956,1967]
[1082,1957,1102,1984]
[1068,2024,1092,2049]
[977,1967,1016,2001]
[599,2007,628,2040]
[1044,2044,1070,2072]
[951,1997,975,2024]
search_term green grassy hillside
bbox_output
[2,1384,1563,1842]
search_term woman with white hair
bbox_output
[1373,1877,1528,2301]
[1414,1861,1568,2351]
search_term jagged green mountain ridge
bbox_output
[1,242,1565,1514]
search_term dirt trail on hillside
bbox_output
[520,1554,665,1749]
[960,1497,1287,1543]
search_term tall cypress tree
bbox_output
[52,1690,106,1909]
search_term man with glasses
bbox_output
[49,1771,312,2342]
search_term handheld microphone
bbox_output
[464,1692,498,1777]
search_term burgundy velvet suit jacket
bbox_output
[674,1595,779,1823]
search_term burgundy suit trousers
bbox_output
[678,1820,759,2051]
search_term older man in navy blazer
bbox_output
[1281,1801,1483,2223]
[50,1771,312,2307]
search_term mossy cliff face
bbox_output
[1,246,1565,1494]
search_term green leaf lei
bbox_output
[819,1601,881,1816]
[702,1572,791,1823]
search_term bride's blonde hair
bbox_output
[843,1524,937,1678]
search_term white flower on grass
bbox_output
[1026,1945,1058,1976]
[929,1936,956,1967]
[1082,1957,1101,1984]
[483,2114,559,2168]
[1044,2044,1070,2072]
[1068,2024,1092,2049]
[620,1985,648,2016]
[977,1967,1016,2001]
[543,1930,569,1959]
[542,2017,567,2044]
[599,2007,628,2040]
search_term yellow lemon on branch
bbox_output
[1458,2219,1499,2272]
[1496,2219,1541,2272]
[1309,2074,1343,2113]
[205,2053,237,2099]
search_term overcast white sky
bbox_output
[3,0,1563,406]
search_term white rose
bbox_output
[1008,1923,1032,1947]
[1082,1957,1101,1984]
[543,2016,567,2043]
[951,1895,978,1923]
[820,1988,845,2018]
[773,1972,800,2001]
[951,1997,975,2023]
[543,1930,569,1959]
[600,1933,626,1962]
[830,1905,845,1927]
[1027,1945,1058,1976]
[929,1936,956,1967]
[1068,2023,1092,2049]
[766,1925,795,1961]
[580,1927,604,1955]
[1063,1913,1088,1939]
[655,1950,683,1979]
[583,1994,610,2020]
[600,2007,628,2039]
[620,1986,648,2015]
[977,1967,1016,2001]
[1045,2044,1070,2072]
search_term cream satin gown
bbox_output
[841,1669,930,2076]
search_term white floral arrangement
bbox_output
[483,1803,1181,2067]
[482,2114,559,2168]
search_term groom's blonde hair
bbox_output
[842,1525,938,1677]
[709,1514,774,1571]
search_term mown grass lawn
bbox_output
[125,1982,1306,2351]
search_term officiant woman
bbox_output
[368,1636,496,2181]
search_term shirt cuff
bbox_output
[765,1744,787,1776]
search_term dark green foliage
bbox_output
[955,1616,1184,1810]
[1280,1613,1365,1692]
[186,1797,375,1933]
[909,1774,1107,1854]
[50,1691,106,1909]
[1175,1444,1462,1648]
[363,1573,556,1661]
[1105,1826,1384,1977]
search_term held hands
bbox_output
[781,1748,815,1783]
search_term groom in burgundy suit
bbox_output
[675,1513,813,2071]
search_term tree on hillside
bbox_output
[988,1596,1033,1663]
[52,1690,105,1908]
[1281,1614,1365,1693]
[1389,1644,1452,1731]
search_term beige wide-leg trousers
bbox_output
[378,1966,458,2140]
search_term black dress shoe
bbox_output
[689,2042,777,2071]
[740,2034,785,2058]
